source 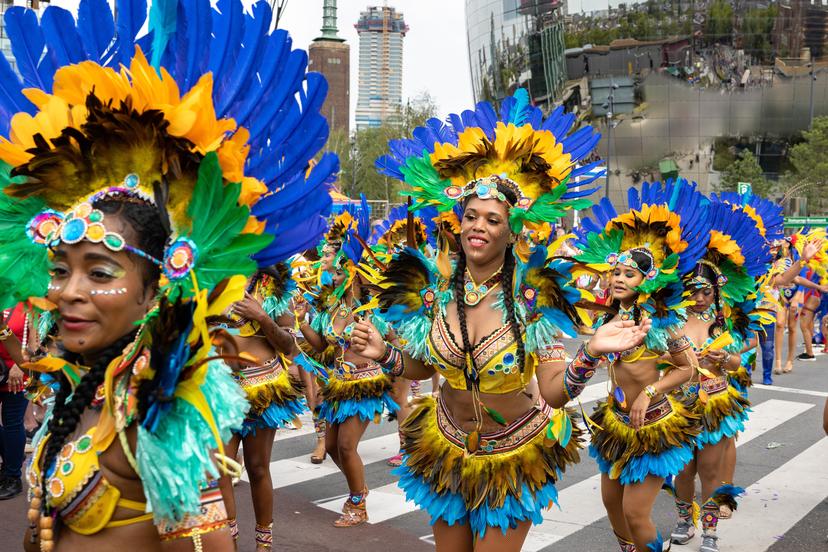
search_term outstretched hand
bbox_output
[803,238,824,262]
[589,318,652,355]
[350,317,387,361]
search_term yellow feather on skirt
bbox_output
[400,396,584,512]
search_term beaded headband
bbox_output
[685,259,728,289]
[446,175,532,210]
[26,173,205,283]
[605,247,659,281]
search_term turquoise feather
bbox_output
[148,0,178,70]
[135,357,248,522]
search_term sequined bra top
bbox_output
[27,424,152,535]
[425,306,565,394]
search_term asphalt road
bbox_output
[2,339,827,551]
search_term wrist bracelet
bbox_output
[667,335,691,354]
[563,343,600,401]
[0,327,12,341]
[379,344,405,377]
[644,384,657,399]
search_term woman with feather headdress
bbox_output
[573,179,709,552]
[349,89,651,550]
[0,1,336,550]
[296,196,400,528]
[212,263,308,550]
[666,199,773,552]
[768,234,825,375]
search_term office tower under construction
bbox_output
[355,5,408,130]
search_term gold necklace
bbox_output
[688,307,715,322]
[463,265,503,306]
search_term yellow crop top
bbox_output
[27,425,152,535]
[426,309,566,394]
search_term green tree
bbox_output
[326,92,440,201]
[718,149,774,197]
[706,0,733,44]
[787,117,828,213]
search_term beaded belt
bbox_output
[334,360,383,381]
[233,357,282,386]
[613,396,672,426]
[701,374,728,395]
[436,395,552,455]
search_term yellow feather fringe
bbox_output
[400,397,584,511]
[320,372,393,403]
[238,367,304,416]
[590,397,700,480]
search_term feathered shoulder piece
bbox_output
[375,88,603,235]
[368,248,445,361]
[256,262,297,320]
[574,179,710,351]
[512,244,590,353]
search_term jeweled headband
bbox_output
[685,259,727,289]
[605,247,659,281]
[26,173,203,283]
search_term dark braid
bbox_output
[40,331,138,513]
[501,248,526,374]
[710,279,726,338]
[452,250,475,386]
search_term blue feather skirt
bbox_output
[232,358,307,438]
[691,376,751,449]
[393,396,584,539]
[589,396,699,485]
[317,361,398,424]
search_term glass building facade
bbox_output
[465,0,566,109]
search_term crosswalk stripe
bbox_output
[242,432,400,488]
[309,398,813,549]
[752,383,828,398]
[717,437,828,551]
[519,398,815,551]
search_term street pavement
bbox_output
[2,339,827,551]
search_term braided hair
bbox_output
[40,331,138,513]
[453,182,526,385]
[41,196,170,512]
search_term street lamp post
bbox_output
[602,78,619,198]
[809,62,816,129]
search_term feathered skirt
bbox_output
[318,360,398,424]
[684,375,750,449]
[589,395,699,485]
[393,395,584,539]
[233,357,306,437]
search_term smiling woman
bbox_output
[48,199,165,359]
[341,88,659,552]
[0,1,337,551]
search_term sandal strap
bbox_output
[255,523,273,548]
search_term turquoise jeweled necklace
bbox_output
[463,266,502,306]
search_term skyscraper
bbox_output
[354,5,408,130]
[308,0,350,135]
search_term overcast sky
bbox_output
[48,0,475,128]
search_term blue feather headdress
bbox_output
[375,88,604,238]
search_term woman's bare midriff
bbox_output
[439,379,540,433]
